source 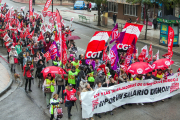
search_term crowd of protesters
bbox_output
[0,4,178,120]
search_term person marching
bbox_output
[23,61,34,92]
[87,64,95,88]
[63,84,77,119]
[68,66,78,88]
[50,93,63,120]
[44,73,56,108]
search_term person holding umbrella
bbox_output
[44,73,56,108]
[63,84,77,119]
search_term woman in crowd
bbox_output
[9,46,18,73]
[50,93,62,120]
[55,73,65,99]
[23,61,34,92]
[63,84,76,119]
[23,52,32,66]
[44,73,56,108]
[15,39,22,56]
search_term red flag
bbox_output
[41,24,46,33]
[5,23,9,30]
[103,46,108,61]
[44,51,51,62]
[3,33,10,42]
[28,30,34,39]
[124,45,134,66]
[43,0,52,11]
[47,11,52,17]
[24,29,30,38]
[56,9,62,63]
[20,31,24,38]
[4,41,12,52]
[29,0,33,18]
[62,34,67,65]
[99,64,107,76]
[122,23,143,45]
[168,26,174,53]
[148,44,152,61]
[42,11,47,17]
[54,31,59,42]
[37,32,44,41]
[162,26,174,60]
[85,31,112,59]
[20,20,24,28]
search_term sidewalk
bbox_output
[58,9,180,56]
[0,62,12,96]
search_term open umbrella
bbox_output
[67,35,81,40]
[41,66,66,74]
[152,58,174,69]
[127,62,153,74]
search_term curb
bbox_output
[0,61,13,97]
[63,18,103,31]
[63,18,180,56]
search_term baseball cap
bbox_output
[68,84,72,87]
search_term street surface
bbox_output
[0,0,180,120]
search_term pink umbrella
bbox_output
[67,35,81,40]
[127,62,153,74]
[152,58,174,69]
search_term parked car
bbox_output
[74,1,85,10]
[91,3,97,10]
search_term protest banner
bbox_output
[81,73,180,118]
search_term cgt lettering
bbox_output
[116,43,130,50]
[86,51,102,59]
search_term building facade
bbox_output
[107,0,141,23]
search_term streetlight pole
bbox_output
[52,0,53,13]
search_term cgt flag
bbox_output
[122,23,143,45]
[109,23,120,44]
[110,44,119,70]
[49,41,60,60]
[85,31,112,59]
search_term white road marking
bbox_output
[77,46,86,53]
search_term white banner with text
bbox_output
[81,73,180,118]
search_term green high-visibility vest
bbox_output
[45,79,55,92]
[107,72,111,76]
[50,98,60,114]
[68,71,78,85]
[71,61,80,73]
[53,61,62,66]
[88,72,95,82]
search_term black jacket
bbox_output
[145,75,160,80]
[36,60,46,73]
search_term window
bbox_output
[108,2,118,12]
[124,4,137,16]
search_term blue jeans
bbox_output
[76,77,80,89]
[113,20,116,24]
[57,85,65,99]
